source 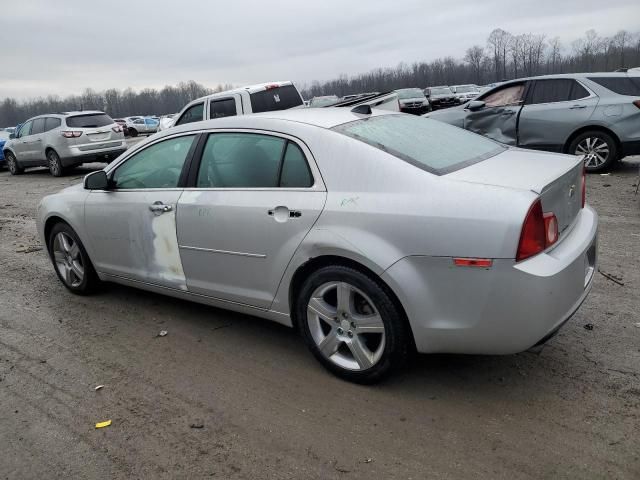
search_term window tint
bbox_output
[482,83,525,107]
[134,119,144,125]
[44,117,61,132]
[569,81,590,100]
[280,142,313,188]
[210,98,237,118]
[175,103,204,126]
[66,114,113,128]
[112,135,195,189]
[197,133,285,188]
[527,79,572,104]
[588,76,640,96]
[250,85,303,113]
[333,115,505,175]
[18,121,32,138]
[31,118,46,135]
[145,118,158,125]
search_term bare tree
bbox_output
[464,45,485,83]
[613,30,631,67]
[547,37,562,74]
[487,28,511,81]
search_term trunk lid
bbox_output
[447,148,584,235]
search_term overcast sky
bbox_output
[1,0,639,100]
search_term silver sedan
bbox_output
[36,109,598,383]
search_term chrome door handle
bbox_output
[569,104,587,109]
[149,202,172,214]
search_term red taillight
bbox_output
[112,125,123,133]
[581,164,586,208]
[633,100,640,109]
[264,84,280,90]
[516,199,560,262]
[61,131,82,138]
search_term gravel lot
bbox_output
[0,150,638,479]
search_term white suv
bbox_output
[3,111,126,176]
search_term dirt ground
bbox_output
[0,152,638,479]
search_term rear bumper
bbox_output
[60,146,127,167]
[382,206,598,354]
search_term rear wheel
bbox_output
[296,265,411,384]
[128,128,138,137]
[569,131,618,172]
[6,152,24,175]
[48,223,99,294]
[47,150,65,177]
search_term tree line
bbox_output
[1,28,639,126]
[301,28,640,98]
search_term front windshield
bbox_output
[430,87,452,95]
[396,89,425,99]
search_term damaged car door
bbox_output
[84,134,197,289]
[465,81,528,145]
[176,131,326,309]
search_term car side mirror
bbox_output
[467,100,485,111]
[84,170,110,190]
[9,133,15,139]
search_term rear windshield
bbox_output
[250,85,303,113]
[588,76,640,96]
[66,113,114,128]
[333,115,505,175]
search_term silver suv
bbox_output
[3,111,127,176]
[427,73,640,172]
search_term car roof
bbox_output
[193,81,296,103]
[500,72,640,83]
[159,107,399,138]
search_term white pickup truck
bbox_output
[170,81,305,128]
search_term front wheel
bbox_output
[47,150,65,177]
[6,152,24,175]
[128,128,138,137]
[296,265,411,384]
[569,131,618,172]
[48,223,100,294]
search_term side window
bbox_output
[527,79,573,105]
[210,98,237,119]
[569,81,590,100]
[175,103,204,126]
[134,119,144,125]
[31,118,46,135]
[280,142,313,188]
[44,117,61,132]
[196,133,284,188]
[18,121,33,138]
[482,84,525,107]
[112,135,195,189]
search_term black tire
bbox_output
[48,222,100,295]
[295,265,411,384]
[6,152,24,175]
[47,150,65,177]
[568,130,618,173]
[128,128,138,137]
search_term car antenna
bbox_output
[351,105,372,115]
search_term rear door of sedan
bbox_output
[517,78,598,152]
[176,131,326,309]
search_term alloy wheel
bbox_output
[306,281,386,371]
[52,232,84,288]
[8,155,17,174]
[48,152,61,176]
[575,137,610,169]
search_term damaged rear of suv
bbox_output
[3,111,127,177]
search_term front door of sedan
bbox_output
[12,120,33,162]
[517,79,598,152]
[465,82,528,145]
[84,133,198,289]
[176,131,326,309]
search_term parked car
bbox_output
[394,88,431,115]
[158,114,177,131]
[113,118,129,136]
[37,108,597,383]
[171,81,305,128]
[330,92,400,112]
[0,130,9,169]
[126,117,159,137]
[426,72,640,172]
[450,84,481,104]
[424,86,458,110]
[309,95,340,108]
[3,111,126,176]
